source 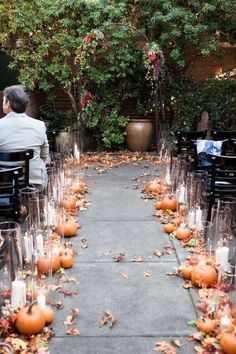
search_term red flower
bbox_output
[148,52,157,63]
[83,34,95,44]
[80,92,92,109]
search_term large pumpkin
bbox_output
[220,332,236,354]
[161,196,177,211]
[191,263,217,288]
[15,302,45,335]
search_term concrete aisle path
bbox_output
[49,161,198,354]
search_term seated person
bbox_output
[0,85,49,190]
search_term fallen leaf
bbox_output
[171,339,181,348]
[121,272,129,280]
[113,253,125,262]
[143,270,151,277]
[58,288,79,297]
[166,267,179,276]
[63,308,79,326]
[66,328,80,336]
[99,310,117,329]
[10,338,27,351]
[131,255,144,262]
[51,301,64,310]
[154,341,178,353]
[182,280,193,289]
[153,249,163,257]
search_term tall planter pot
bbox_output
[126,119,154,152]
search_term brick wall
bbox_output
[186,45,236,80]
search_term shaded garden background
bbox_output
[0,0,235,150]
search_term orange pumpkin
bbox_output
[180,264,193,279]
[60,247,74,257]
[161,196,177,211]
[220,332,236,354]
[60,252,74,268]
[191,263,217,288]
[55,221,80,237]
[60,196,77,210]
[175,226,191,240]
[163,223,175,234]
[37,255,60,275]
[197,317,216,334]
[15,302,45,335]
[155,201,162,210]
[179,204,188,213]
[41,306,54,324]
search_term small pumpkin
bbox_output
[60,252,74,268]
[215,306,232,320]
[163,223,175,234]
[220,332,236,354]
[175,226,191,240]
[161,196,177,211]
[155,201,162,210]
[60,247,74,257]
[191,263,217,288]
[15,302,45,335]
[55,221,80,237]
[60,196,77,210]
[37,254,60,275]
[180,264,193,279]
[41,306,54,324]
[197,317,216,334]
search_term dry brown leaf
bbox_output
[143,270,151,277]
[113,253,125,262]
[131,255,144,262]
[166,267,179,276]
[182,280,193,289]
[63,308,79,326]
[66,328,80,336]
[171,339,181,348]
[51,300,64,310]
[99,310,117,329]
[154,341,178,353]
[153,249,163,257]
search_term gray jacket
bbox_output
[0,111,49,187]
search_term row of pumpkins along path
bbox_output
[143,178,236,354]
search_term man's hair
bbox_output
[3,85,29,113]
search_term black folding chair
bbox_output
[0,149,33,188]
[0,167,23,220]
[207,155,236,219]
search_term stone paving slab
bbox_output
[49,336,195,354]
[76,220,177,263]
[52,262,197,337]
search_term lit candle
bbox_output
[37,292,46,310]
[36,233,44,257]
[220,315,232,329]
[188,210,195,229]
[74,143,80,161]
[195,207,203,231]
[165,170,171,185]
[178,185,186,204]
[11,279,26,309]
[24,234,32,262]
[215,246,229,270]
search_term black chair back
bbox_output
[207,155,236,219]
[0,149,33,187]
[0,167,23,220]
[175,130,207,155]
[222,139,236,156]
[211,130,236,140]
